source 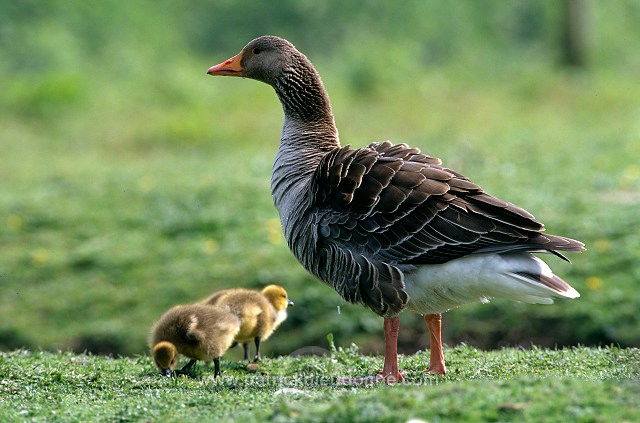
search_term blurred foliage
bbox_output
[1,1,639,357]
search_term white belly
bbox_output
[403,252,579,315]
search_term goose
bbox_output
[150,303,240,377]
[207,35,585,383]
[201,284,293,361]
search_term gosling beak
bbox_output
[287,300,294,306]
[160,368,172,377]
[207,52,244,77]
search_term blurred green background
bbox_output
[1,0,639,359]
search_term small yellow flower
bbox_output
[585,276,603,291]
[593,239,611,253]
[138,175,156,192]
[202,239,219,255]
[32,248,49,266]
[625,164,640,178]
[619,164,640,189]
[7,214,23,230]
[266,218,284,245]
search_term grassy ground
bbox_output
[1,345,638,422]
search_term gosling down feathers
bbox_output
[150,303,240,377]
[202,284,293,362]
[207,36,585,382]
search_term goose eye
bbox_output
[252,47,261,55]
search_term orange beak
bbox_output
[207,52,244,77]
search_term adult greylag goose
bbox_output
[150,303,240,377]
[201,284,293,362]
[207,35,585,382]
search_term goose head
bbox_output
[207,36,299,86]
[261,284,294,311]
[151,341,179,376]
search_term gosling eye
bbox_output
[252,47,261,55]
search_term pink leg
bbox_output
[335,317,404,385]
[381,316,404,383]
[424,313,446,374]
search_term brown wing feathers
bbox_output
[313,141,583,314]
[317,141,577,255]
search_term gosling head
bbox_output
[261,284,294,311]
[152,341,179,376]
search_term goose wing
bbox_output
[311,141,583,316]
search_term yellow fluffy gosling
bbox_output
[202,284,293,361]
[150,303,240,377]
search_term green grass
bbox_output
[1,345,638,422]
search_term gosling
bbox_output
[150,303,240,377]
[202,284,293,362]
